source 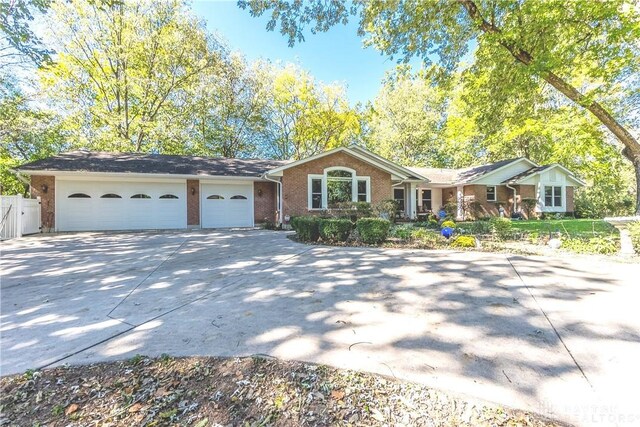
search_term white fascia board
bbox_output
[465,158,539,184]
[513,164,586,186]
[349,146,431,182]
[17,170,266,181]
[263,146,425,181]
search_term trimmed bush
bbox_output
[441,220,456,229]
[373,199,398,222]
[294,216,320,242]
[490,217,513,240]
[450,235,477,248]
[629,221,640,254]
[318,218,352,242]
[356,218,391,244]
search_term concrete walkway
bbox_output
[1,230,639,426]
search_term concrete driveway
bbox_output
[1,230,639,426]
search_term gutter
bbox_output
[505,182,518,214]
[262,173,283,226]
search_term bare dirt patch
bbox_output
[0,355,566,426]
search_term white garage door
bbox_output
[201,182,253,228]
[57,179,187,231]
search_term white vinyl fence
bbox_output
[1,195,42,240]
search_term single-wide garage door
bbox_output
[201,182,253,228]
[57,179,187,231]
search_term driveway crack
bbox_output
[506,255,593,389]
[106,237,190,319]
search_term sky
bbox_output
[192,0,421,105]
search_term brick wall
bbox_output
[30,175,55,231]
[566,186,574,213]
[281,151,392,219]
[254,181,277,223]
[517,184,537,218]
[460,184,514,217]
[186,179,200,226]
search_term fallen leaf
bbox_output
[331,390,345,400]
[155,387,168,398]
[65,403,79,416]
[128,403,142,413]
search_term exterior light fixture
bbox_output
[257,188,263,197]
[41,184,48,193]
[190,187,196,195]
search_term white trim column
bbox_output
[408,182,417,219]
[456,186,464,220]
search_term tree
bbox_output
[239,0,640,213]
[256,62,360,160]
[41,0,225,153]
[0,0,52,67]
[0,76,66,194]
[365,66,448,167]
[187,54,267,158]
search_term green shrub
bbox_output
[411,228,446,248]
[318,218,352,242]
[561,236,619,255]
[441,220,456,229]
[490,217,513,240]
[414,219,439,229]
[460,221,492,235]
[356,218,391,244]
[465,200,485,220]
[627,221,640,254]
[390,225,413,240]
[520,198,538,219]
[294,216,320,242]
[333,201,373,219]
[450,235,477,248]
[373,199,398,222]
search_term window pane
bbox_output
[357,180,366,194]
[486,186,496,201]
[393,189,404,200]
[312,178,322,193]
[357,194,367,202]
[544,187,552,206]
[312,194,322,209]
[327,179,352,207]
[421,190,432,210]
[327,169,352,178]
[554,186,562,206]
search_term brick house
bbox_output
[15,146,584,232]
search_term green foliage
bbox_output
[490,218,513,240]
[510,219,617,238]
[0,0,52,65]
[363,66,449,167]
[318,218,352,242]
[520,199,538,219]
[356,218,390,244]
[390,225,413,240]
[628,222,640,254]
[450,235,476,248]
[414,219,439,229]
[441,220,456,229]
[575,185,635,219]
[561,237,619,255]
[373,199,398,222]
[460,221,492,235]
[292,216,320,242]
[411,228,446,248]
[332,201,373,219]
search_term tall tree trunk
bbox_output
[459,0,640,214]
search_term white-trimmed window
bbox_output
[307,167,370,210]
[486,186,497,202]
[544,186,562,207]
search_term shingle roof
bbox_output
[408,158,522,184]
[17,151,291,177]
[501,165,551,183]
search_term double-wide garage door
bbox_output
[57,179,187,231]
[201,183,253,228]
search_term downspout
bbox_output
[9,169,31,187]
[262,173,283,226]
[505,182,517,216]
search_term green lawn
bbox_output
[509,218,617,237]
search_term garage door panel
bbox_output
[57,180,187,231]
[201,183,253,228]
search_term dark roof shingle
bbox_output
[17,151,291,177]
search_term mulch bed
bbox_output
[0,355,566,426]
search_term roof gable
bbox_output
[264,146,428,181]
